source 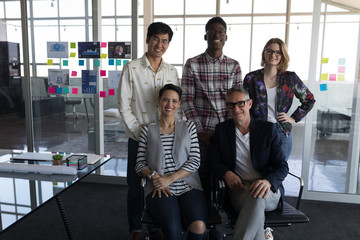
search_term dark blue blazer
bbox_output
[209,118,289,199]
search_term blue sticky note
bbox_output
[56,87,63,94]
[338,58,346,65]
[123,60,129,65]
[109,59,115,65]
[79,59,85,66]
[94,59,101,67]
[320,84,328,91]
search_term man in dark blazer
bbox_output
[209,86,288,240]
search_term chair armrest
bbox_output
[287,172,304,209]
[212,178,226,211]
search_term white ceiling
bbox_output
[331,0,360,11]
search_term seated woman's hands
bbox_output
[151,173,174,198]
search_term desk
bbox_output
[0,150,111,233]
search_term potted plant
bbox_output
[52,154,64,165]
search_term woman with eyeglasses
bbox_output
[243,38,315,162]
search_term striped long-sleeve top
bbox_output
[135,121,201,196]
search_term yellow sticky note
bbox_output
[321,58,329,64]
[101,53,107,59]
[337,74,345,81]
[321,73,328,81]
[47,59,53,65]
[70,42,76,48]
[70,52,76,57]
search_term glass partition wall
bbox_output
[0,0,360,203]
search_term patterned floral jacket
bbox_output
[243,68,315,136]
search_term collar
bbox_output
[140,53,165,71]
[204,51,225,63]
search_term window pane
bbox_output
[102,18,116,41]
[291,0,314,13]
[154,0,183,15]
[33,20,59,63]
[185,0,216,15]
[253,0,287,14]
[102,0,115,16]
[116,0,131,15]
[4,1,20,18]
[220,0,252,14]
[116,24,132,42]
[0,1,5,18]
[184,24,207,62]
[59,0,85,17]
[59,20,86,42]
[33,0,58,18]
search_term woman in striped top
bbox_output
[135,84,207,240]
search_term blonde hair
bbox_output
[261,38,290,72]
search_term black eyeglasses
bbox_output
[206,30,226,36]
[265,49,282,57]
[226,100,250,109]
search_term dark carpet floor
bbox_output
[1,181,360,240]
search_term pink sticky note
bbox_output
[329,74,337,81]
[100,70,106,76]
[108,89,115,96]
[72,88,78,94]
[338,66,345,73]
[100,91,106,98]
[71,71,77,77]
[101,42,107,48]
[49,87,55,94]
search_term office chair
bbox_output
[214,172,309,235]
[64,97,83,120]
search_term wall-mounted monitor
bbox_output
[78,42,100,58]
[108,42,131,59]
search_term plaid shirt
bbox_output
[181,52,242,135]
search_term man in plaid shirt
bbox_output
[181,16,242,198]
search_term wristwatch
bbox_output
[147,170,157,180]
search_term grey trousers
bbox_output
[230,183,281,240]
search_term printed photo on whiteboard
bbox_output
[82,70,97,94]
[47,42,68,58]
[108,70,122,89]
[108,42,131,59]
[78,42,101,58]
[48,69,69,86]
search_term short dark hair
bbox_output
[226,86,250,101]
[159,84,182,99]
[147,22,174,42]
[205,17,227,32]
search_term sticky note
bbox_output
[321,58,329,64]
[123,60,129,65]
[329,74,336,81]
[63,60,68,66]
[49,87,56,94]
[109,59,114,65]
[320,73,328,81]
[108,89,115,96]
[47,59,53,65]
[337,74,345,81]
[100,91,106,98]
[338,58,346,65]
[338,66,345,73]
[100,70,106,76]
[101,42,107,48]
[56,87,62,94]
[70,52,76,57]
[320,84,327,91]
[79,60,85,66]
[116,59,122,66]
[72,88,78,94]
[70,42,76,48]
[101,53,107,59]
[71,71,77,77]
[63,87,69,94]
[94,59,101,67]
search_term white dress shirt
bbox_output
[118,53,181,141]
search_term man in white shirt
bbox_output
[210,87,288,240]
[118,22,181,240]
